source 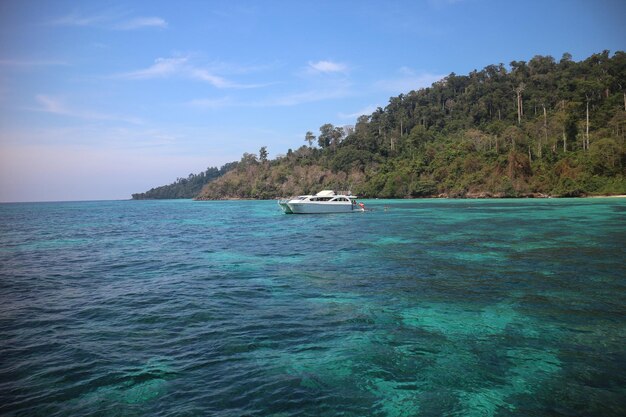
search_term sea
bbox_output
[0,198,625,417]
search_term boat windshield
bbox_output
[332,197,351,202]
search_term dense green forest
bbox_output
[136,51,626,200]
[132,163,236,199]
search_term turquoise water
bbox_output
[1,198,625,416]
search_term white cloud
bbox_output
[308,60,348,74]
[34,94,142,124]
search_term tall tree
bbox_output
[305,131,316,147]
[259,146,268,163]
[515,83,525,125]
[331,126,344,151]
[318,123,335,149]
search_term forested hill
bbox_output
[143,51,626,200]
[132,163,237,199]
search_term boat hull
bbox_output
[287,202,357,214]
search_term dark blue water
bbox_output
[1,198,625,416]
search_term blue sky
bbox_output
[1,0,624,202]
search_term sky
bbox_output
[0,0,625,202]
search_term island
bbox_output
[133,51,626,200]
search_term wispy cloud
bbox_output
[189,68,235,89]
[375,67,445,94]
[34,94,142,124]
[50,12,108,27]
[36,95,67,114]
[115,17,167,30]
[307,60,349,74]
[118,56,268,89]
[120,57,187,79]
[50,10,167,30]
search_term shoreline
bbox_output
[192,194,626,201]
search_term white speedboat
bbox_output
[278,190,365,214]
